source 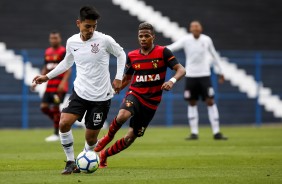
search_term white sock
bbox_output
[188,105,199,134]
[59,130,75,161]
[207,104,220,134]
[84,141,97,152]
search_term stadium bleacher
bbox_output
[0,0,281,128]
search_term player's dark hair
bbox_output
[50,30,61,36]
[138,22,155,34]
[190,20,202,26]
[79,6,100,21]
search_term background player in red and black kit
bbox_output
[94,22,186,167]
[32,31,71,142]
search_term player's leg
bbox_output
[84,99,111,152]
[184,77,200,140]
[95,96,135,152]
[94,109,132,152]
[59,90,87,174]
[45,93,66,142]
[201,77,227,140]
[99,101,155,168]
[99,127,137,168]
[59,112,80,174]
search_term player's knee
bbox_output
[116,110,131,124]
[41,106,50,114]
[206,98,214,106]
[59,114,72,131]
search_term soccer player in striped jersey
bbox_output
[32,31,71,142]
[94,22,186,168]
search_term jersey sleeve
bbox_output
[124,55,134,75]
[163,47,179,69]
[105,35,126,80]
[207,37,223,75]
[166,36,186,52]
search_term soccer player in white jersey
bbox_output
[33,6,126,174]
[167,21,227,140]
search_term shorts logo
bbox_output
[208,87,214,97]
[184,90,190,98]
[93,113,103,125]
[138,127,146,137]
[91,43,100,54]
[125,100,134,107]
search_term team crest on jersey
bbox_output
[152,59,159,69]
[91,43,100,53]
[136,74,160,82]
[125,100,134,107]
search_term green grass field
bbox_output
[0,125,281,184]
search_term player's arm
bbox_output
[31,56,49,91]
[166,36,186,52]
[161,48,186,91]
[33,41,74,84]
[57,68,71,93]
[208,38,224,83]
[105,35,126,94]
[120,55,134,90]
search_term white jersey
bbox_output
[46,31,126,101]
[167,34,223,77]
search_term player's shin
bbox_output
[59,130,75,161]
[107,117,122,138]
[207,104,220,134]
[105,137,129,157]
[52,106,60,135]
[188,105,199,134]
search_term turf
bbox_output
[0,125,281,184]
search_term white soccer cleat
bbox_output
[45,134,60,142]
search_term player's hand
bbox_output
[218,75,225,84]
[32,75,49,84]
[161,81,174,91]
[30,82,37,92]
[112,79,122,94]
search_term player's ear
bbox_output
[76,20,81,28]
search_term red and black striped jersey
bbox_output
[125,45,179,110]
[44,46,67,93]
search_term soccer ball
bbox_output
[76,151,100,173]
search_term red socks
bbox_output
[108,118,122,138]
[105,138,128,157]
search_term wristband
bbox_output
[169,77,177,84]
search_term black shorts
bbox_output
[120,94,156,137]
[184,77,214,101]
[62,89,111,130]
[42,92,66,105]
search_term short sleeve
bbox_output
[105,35,124,57]
[124,56,134,75]
[163,47,179,69]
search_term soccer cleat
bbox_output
[185,133,199,140]
[61,161,79,175]
[214,132,228,140]
[94,135,113,152]
[45,134,60,142]
[99,150,108,168]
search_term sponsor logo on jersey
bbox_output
[91,43,100,54]
[93,112,103,125]
[136,74,160,82]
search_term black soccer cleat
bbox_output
[61,161,79,175]
[214,132,228,140]
[185,134,199,140]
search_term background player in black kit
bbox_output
[94,22,186,167]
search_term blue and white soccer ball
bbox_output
[76,151,100,173]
